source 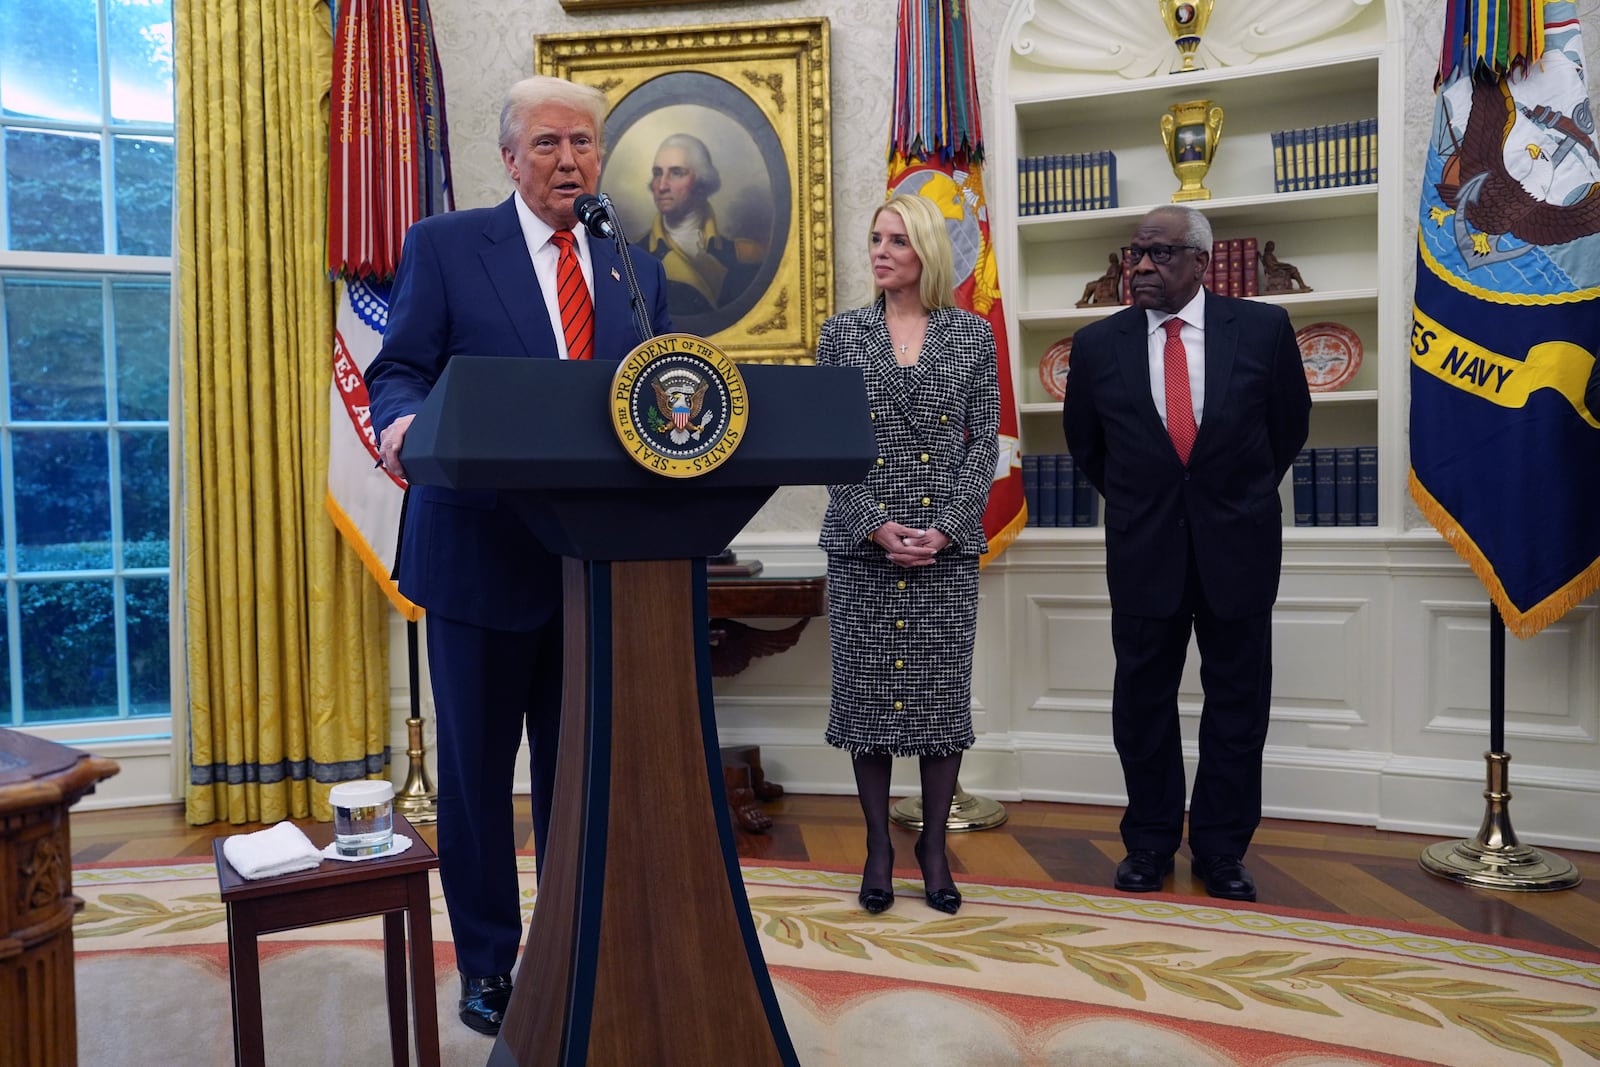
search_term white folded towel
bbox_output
[221,821,325,881]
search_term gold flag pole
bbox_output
[1418,606,1577,891]
[392,619,437,824]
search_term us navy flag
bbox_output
[1410,0,1600,637]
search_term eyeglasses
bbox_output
[1122,243,1203,265]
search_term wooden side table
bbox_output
[212,812,440,1067]
[0,729,119,1067]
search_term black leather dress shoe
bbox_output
[1113,850,1174,893]
[1192,854,1257,901]
[458,972,513,1036]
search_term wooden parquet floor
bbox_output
[71,795,1600,956]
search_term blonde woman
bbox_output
[815,193,1000,915]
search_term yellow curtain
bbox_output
[176,0,391,825]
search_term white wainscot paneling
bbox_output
[1268,596,1376,740]
[1421,599,1598,758]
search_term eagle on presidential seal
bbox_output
[650,372,712,444]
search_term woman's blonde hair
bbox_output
[871,193,957,310]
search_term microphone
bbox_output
[573,193,615,240]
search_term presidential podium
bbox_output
[401,356,872,1067]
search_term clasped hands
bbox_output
[872,521,950,568]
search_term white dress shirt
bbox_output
[1144,287,1207,430]
[510,193,594,360]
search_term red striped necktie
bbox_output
[1162,317,1197,464]
[550,229,594,361]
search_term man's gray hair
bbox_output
[1146,204,1213,253]
[655,133,721,197]
[499,76,608,152]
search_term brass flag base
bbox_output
[890,781,1007,832]
[392,715,437,825]
[1418,751,1580,892]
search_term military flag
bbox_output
[324,0,453,618]
[887,0,1027,565]
[1410,0,1600,637]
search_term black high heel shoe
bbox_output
[914,836,962,914]
[858,846,895,914]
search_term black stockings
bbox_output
[852,753,895,892]
[917,753,962,892]
[852,751,965,892]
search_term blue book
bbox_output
[1106,150,1118,208]
[1037,453,1059,528]
[1334,447,1359,526]
[1292,449,1315,526]
[1072,464,1100,527]
[1312,448,1337,527]
[1271,130,1286,193]
[1054,452,1075,527]
[1021,454,1040,526]
[1356,445,1379,526]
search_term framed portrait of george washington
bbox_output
[536,19,832,363]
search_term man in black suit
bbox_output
[366,75,671,1035]
[1063,205,1310,902]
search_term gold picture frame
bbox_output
[560,0,769,10]
[536,19,832,364]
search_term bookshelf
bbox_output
[995,0,1402,534]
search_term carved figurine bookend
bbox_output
[1260,240,1313,293]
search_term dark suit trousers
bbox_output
[426,612,563,978]
[1109,544,1273,859]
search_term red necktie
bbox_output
[550,229,594,361]
[1162,317,1197,464]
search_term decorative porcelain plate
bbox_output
[1295,321,1362,392]
[1039,336,1073,401]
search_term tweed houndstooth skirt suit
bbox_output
[816,300,1001,756]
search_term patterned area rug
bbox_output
[73,859,1600,1066]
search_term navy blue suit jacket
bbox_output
[1063,291,1310,620]
[366,195,673,630]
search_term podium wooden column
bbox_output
[0,729,119,1067]
[400,357,873,1066]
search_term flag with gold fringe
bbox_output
[324,0,453,619]
[886,0,1026,566]
[1411,0,1600,637]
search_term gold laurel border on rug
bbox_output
[72,859,1600,1067]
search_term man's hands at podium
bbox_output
[872,521,951,569]
[378,413,417,480]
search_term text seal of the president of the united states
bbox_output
[610,332,748,478]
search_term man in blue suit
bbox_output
[1063,205,1309,903]
[367,75,672,1036]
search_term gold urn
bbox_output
[1159,0,1215,73]
[1160,99,1223,202]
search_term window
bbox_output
[0,0,174,738]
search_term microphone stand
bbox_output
[595,193,657,346]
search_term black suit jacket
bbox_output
[366,195,673,630]
[1063,291,1310,620]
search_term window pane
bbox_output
[112,279,169,419]
[125,576,168,716]
[0,0,101,122]
[108,0,174,124]
[4,276,107,420]
[119,428,168,552]
[113,135,172,255]
[4,128,104,253]
[13,431,111,571]
[19,579,118,724]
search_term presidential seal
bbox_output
[610,332,749,477]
